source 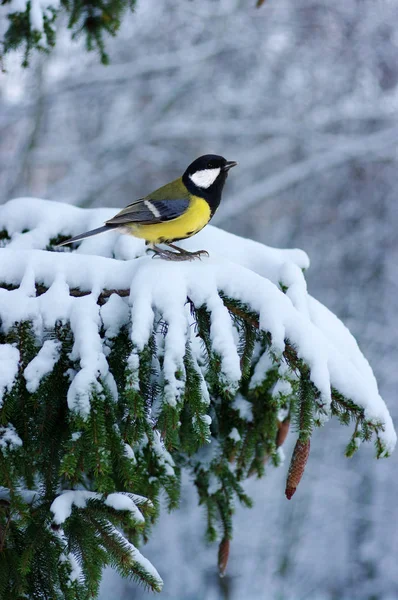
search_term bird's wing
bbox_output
[106,178,191,226]
[105,197,191,226]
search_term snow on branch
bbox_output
[0,0,136,66]
[0,197,394,453]
[0,197,395,595]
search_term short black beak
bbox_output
[223,161,238,171]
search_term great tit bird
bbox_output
[57,154,237,260]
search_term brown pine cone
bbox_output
[285,438,310,499]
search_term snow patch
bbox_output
[51,490,148,525]
[0,424,23,451]
[0,344,20,407]
[0,198,395,453]
[104,493,145,523]
[232,394,253,422]
[228,427,241,442]
[24,339,61,393]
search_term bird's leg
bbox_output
[166,243,209,260]
[147,244,191,261]
[147,243,209,261]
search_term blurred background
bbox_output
[1,0,398,598]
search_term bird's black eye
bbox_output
[207,161,215,169]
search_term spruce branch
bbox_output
[0,200,395,596]
[1,0,138,66]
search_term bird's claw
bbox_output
[147,247,209,262]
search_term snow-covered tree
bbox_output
[1,0,398,598]
[0,197,395,599]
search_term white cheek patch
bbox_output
[189,167,221,189]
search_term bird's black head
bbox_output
[182,154,237,214]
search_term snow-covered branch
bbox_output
[0,196,395,597]
[0,197,394,453]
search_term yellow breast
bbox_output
[126,196,211,244]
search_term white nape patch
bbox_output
[144,200,161,218]
[189,168,221,189]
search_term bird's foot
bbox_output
[148,247,187,261]
[147,244,209,262]
[183,249,209,260]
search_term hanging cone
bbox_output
[276,417,290,447]
[218,537,230,577]
[285,438,310,499]
[256,0,266,6]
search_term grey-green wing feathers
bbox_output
[56,176,191,246]
[106,177,191,226]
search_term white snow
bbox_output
[24,339,61,393]
[152,430,176,477]
[126,350,140,391]
[66,552,83,584]
[50,490,148,525]
[0,198,395,454]
[104,493,145,523]
[272,379,293,399]
[0,424,23,451]
[228,427,241,442]
[67,294,109,417]
[124,443,136,462]
[232,394,253,422]
[200,414,212,425]
[0,344,20,407]
[3,0,60,33]
[110,525,163,588]
[250,350,275,389]
[100,294,129,339]
[51,490,100,524]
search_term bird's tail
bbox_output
[56,225,118,247]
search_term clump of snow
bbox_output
[0,198,395,454]
[51,490,100,524]
[250,350,275,389]
[59,538,84,587]
[126,351,140,391]
[151,431,176,477]
[124,443,136,462]
[100,294,129,339]
[24,339,61,393]
[65,552,83,584]
[228,427,241,442]
[232,394,253,422]
[272,379,293,399]
[0,424,23,451]
[0,344,20,407]
[200,414,212,425]
[50,490,149,525]
[104,493,145,523]
[67,295,109,416]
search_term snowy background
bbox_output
[1,0,398,598]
